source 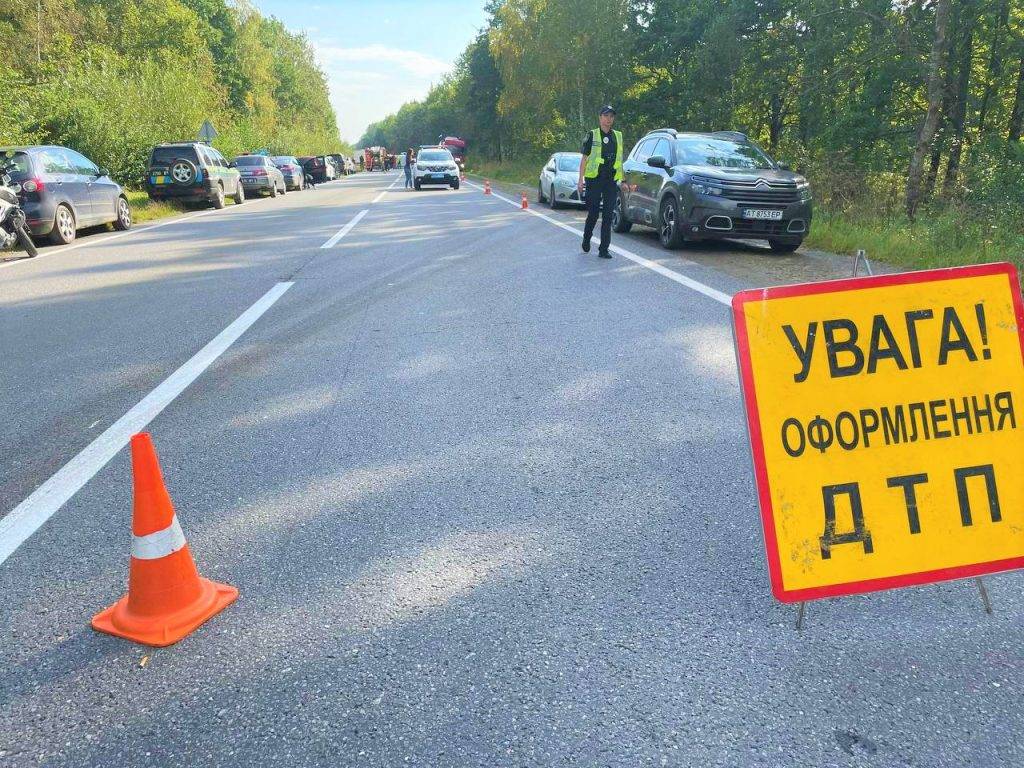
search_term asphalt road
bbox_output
[1,171,1021,768]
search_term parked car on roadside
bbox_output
[615,129,812,253]
[234,155,287,197]
[538,152,585,209]
[299,156,336,183]
[146,142,244,210]
[272,156,305,191]
[328,154,348,177]
[0,145,132,245]
[413,148,460,190]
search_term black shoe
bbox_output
[582,238,591,253]
[598,250,611,259]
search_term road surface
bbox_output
[1,172,1021,768]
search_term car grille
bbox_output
[728,219,788,235]
[693,174,801,205]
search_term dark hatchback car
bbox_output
[615,129,812,253]
[299,155,336,183]
[146,142,244,209]
[0,145,131,245]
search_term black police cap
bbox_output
[599,105,616,115]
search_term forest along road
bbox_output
[1,170,1021,768]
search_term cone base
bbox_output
[91,577,238,647]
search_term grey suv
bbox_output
[615,129,812,253]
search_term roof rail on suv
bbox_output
[645,128,678,137]
[711,130,748,142]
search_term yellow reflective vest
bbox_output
[584,128,624,182]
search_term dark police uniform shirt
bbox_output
[581,129,617,181]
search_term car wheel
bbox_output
[538,181,546,204]
[451,180,460,190]
[612,196,632,233]
[550,183,561,210]
[658,195,685,249]
[269,183,278,198]
[211,184,226,209]
[170,158,198,187]
[768,238,801,253]
[113,196,132,231]
[49,204,76,245]
[234,182,245,205]
[280,180,287,195]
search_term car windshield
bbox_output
[2,151,32,181]
[673,138,774,170]
[273,156,297,165]
[557,156,581,172]
[418,151,451,162]
[234,156,265,166]
[151,147,198,165]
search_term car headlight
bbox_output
[691,183,723,196]
[797,184,812,201]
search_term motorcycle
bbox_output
[0,153,38,258]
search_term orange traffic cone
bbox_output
[521,191,529,210]
[92,433,237,647]
[484,180,491,195]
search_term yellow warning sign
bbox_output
[731,263,1024,602]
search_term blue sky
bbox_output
[252,0,489,143]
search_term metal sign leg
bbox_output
[795,601,806,631]
[975,577,993,615]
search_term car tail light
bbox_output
[21,177,44,193]
[252,169,267,176]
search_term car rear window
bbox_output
[234,156,266,167]
[273,156,297,165]
[418,150,451,162]
[2,151,33,181]
[152,146,198,165]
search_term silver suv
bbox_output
[615,129,812,253]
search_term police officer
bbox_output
[577,105,624,259]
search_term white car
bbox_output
[414,148,460,190]
[538,152,585,209]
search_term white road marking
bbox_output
[464,180,732,307]
[321,209,369,248]
[369,174,402,204]
[0,281,294,566]
[0,174,383,272]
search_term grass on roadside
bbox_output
[805,209,1024,272]
[124,189,246,225]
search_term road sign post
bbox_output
[198,120,218,144]
[732,263,1024,604]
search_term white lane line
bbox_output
[0,281,294,566]
[369,174,402,204]
[321,209,369,248]
[0,209,214,271]
[464,180,732,307]
[0,176,375,272]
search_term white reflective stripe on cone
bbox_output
[131,516,187,560]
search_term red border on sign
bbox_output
[731,262,1024,603]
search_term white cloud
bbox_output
[308,41,454,142]
[314,44,451,78]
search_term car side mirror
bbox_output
[778,162,792,171]
[228,162,236,168]
[647,155,668,169]
[98,168,110,177]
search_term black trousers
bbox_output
[583,176,618,253]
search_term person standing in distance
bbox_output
[577,105,624,259]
